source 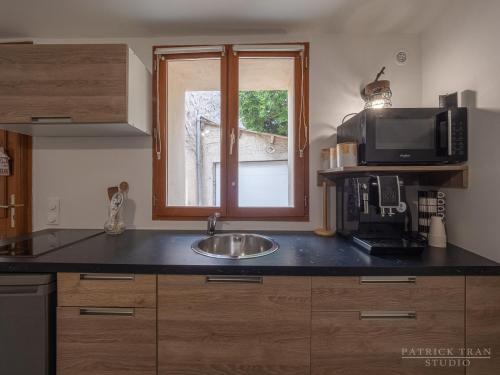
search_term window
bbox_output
[153,44,309,220]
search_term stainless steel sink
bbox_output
[192,233,279,259]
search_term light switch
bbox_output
[47,197,60,225]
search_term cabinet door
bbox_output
[312,276,464,312]
[57,273,156,308]
[466,276,500,375]
[312,311,464,375]
[0,44,127,124]
[158,275,311,375]
[57,307,156,375]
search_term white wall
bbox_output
[421,0,500,262]
[24,32,422,231]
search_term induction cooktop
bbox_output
[0,229,104,258]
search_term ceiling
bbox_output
[0,0,451,38]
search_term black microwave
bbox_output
[337,108,468,165]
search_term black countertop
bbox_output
[0,230,499,276]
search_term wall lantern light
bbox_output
[362,66,392,109]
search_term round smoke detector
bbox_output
[395,49,408,65]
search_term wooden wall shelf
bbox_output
[317,164,469,189]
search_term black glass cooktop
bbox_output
[0,229,104,257]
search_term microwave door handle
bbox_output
[447,110,453,156]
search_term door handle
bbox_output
[206,275,263,284]
[1,194,24,228]
[80,273,135,281]
[31,116,72,123]
[79,307,135,316]
[360,276,416,284]
[0,204,24,209]
[360,311,417,320]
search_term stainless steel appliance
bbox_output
[337,108,467,165]
[336,175,426,255]
[0,273,56,375]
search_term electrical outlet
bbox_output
[47,197,60,225]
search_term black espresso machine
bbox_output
[336,174,426,255]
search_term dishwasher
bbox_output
[0,273,56,375]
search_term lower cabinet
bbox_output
[157,275,311,375]
[56,273,157,375]
[312,310,464,375]
[466,276,500,375]
[54,273,500,375]
[57,307,157,375]
[311,276,466,375]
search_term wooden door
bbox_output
[57,306,156,375]
[466,276,500,374]
[158,275,311,375]
[0,129,31,239]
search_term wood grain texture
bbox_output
[466,276,500,375]
[57,307,156,375]
[312,276,464,312]
[312,310,465,375]
[0,130,31,238]
[57,273,156,308]
[0,130,7,221]
[152,43,310,221]
[317,165,468,189]
[0,44,127,124]
[158,275,311,375]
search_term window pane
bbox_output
[238,57,295,207]
[166,58,221,207]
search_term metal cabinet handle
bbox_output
[206,276,263,284]
[229,128,236,155]
[360,276,416,284]
[80,273,135,281]
[31,116,72,123]
[79,307,135,316]
[360,311,417,320]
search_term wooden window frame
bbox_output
[152,43,309,221]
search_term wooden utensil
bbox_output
[119,181,129,194]
[314,181,335,237]
[107,186,119,201]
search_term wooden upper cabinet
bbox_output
[0,44,151,136]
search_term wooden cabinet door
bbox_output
[312,310,465,375]
[158,275,311,375]
[57,306,156,375]
[0,44,127,124]
[312,276,465,312]
[466,276,500,375]
[57,273,156,308]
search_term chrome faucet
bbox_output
[207,212,221,236]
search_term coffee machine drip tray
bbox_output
[352,234,426,256]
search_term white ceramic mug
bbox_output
[428,216,447,248]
